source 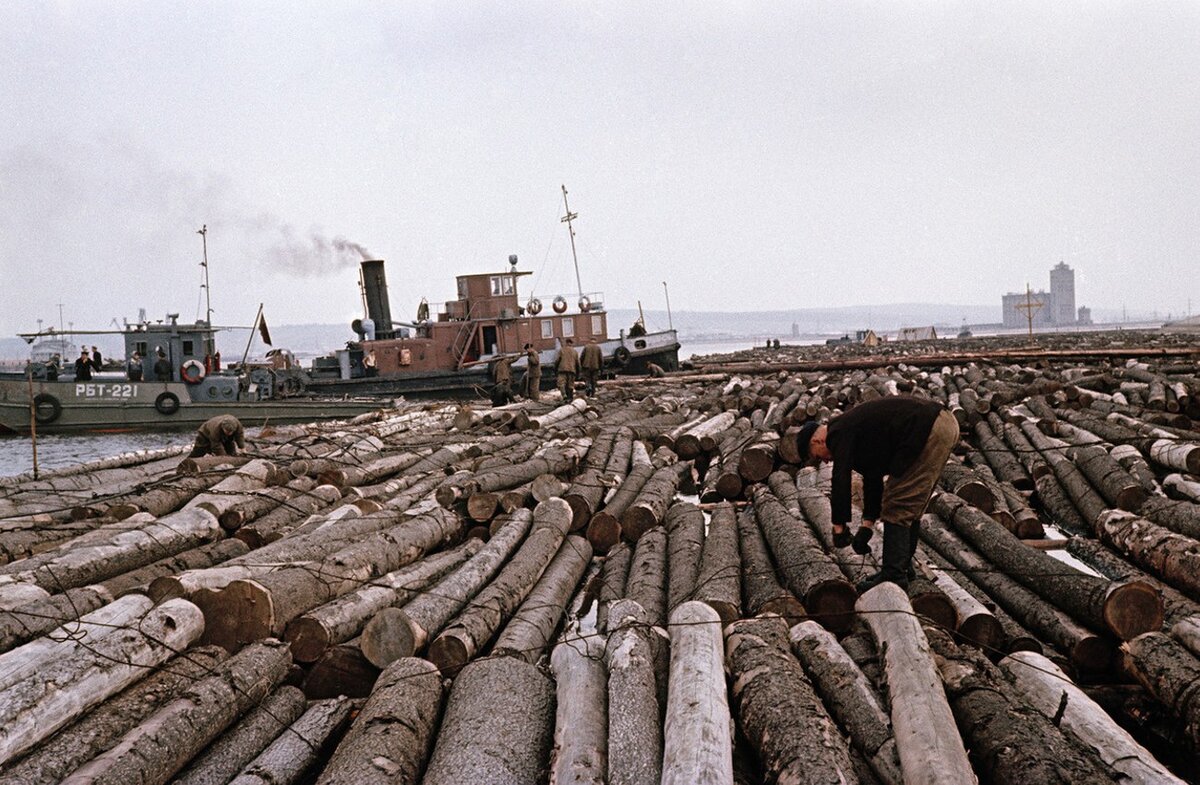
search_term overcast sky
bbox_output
[1,1,1197,338]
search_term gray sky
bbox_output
[2,1,1197,337]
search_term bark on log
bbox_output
[932,493,1162,641]
[315,657,443,785]
[789,620,903,785]
[1001,650,1186,785]
[98,538,248,600]
[217,478,314,531]
[606,598,664,785]
[422,656,555,785]
[1139,495,1200,541]
[0,597,205,765]
[0,646,226,785]
[735,505,805,621]
[427,499,572,674]
[0,584,112,654]
[620,464,684,542]
[1096,509,1200,602]
[548,636,607,785]
[563,468,607,531]
[1121,631,1200,751]
[1020,420,1109,525]
[492,535,592,663]
[663,601,734,785]
[58,639,292,785]
[1065,536,1200,628]
[596,541,632,633]
[1174,616,1200,659]
[172,686,308,785]
[920,516,1111,671]
[1034,473,1092,536]
[752,484,856,633]
[0,507,223,592]
[1067,443,1148,511]
[624,526,668,627]
[924,625,1112,784]
[587,462,655,552]
[938,460,995,513]
[737,431,780,483]
[285,543,477,663]
[361,509,532,667]
[205,506,463,651]
[726,615,858,785]
[856,584,976,785]
[675,411,738,459]
[227,697,353,785]
[236,484,343,547]
[665,501,705,612]
[924,563,1005,651]
[694,502,742,624]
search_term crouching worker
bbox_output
[798,396,959,591]
[190,414,246,458]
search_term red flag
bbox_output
[258,313,273,346]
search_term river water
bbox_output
[0,338,764,478]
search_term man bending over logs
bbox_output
[190,414,246,458]
[798,397,959,591]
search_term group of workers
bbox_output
[489,337,604,405]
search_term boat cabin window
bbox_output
[562,319,574,338]
[490,275,515,296]
[182,340,195,356]
[591,315,603,335]
[540,320,553,339]
[134,341,148,356]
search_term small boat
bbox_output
[306,188,680,397]
[0,315,387,435]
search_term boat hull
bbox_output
[308,330,681,398]
[0,378,385,435]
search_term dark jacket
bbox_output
[154,356,172,382]
[826,396,944,525]
[74,355,97,381]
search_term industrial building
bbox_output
[1002,261,1085,329]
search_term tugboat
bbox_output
[0,228,386,435]
[307,188,680,397]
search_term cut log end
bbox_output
[1071,635,1115,675]
[427,634,470,676]
[806,581,858,634]
[620,508,657,543]
[758,596,806,624]
[1103,580,1164,641]
[586,512,621,554]
[361,607,421,668]
[957,615,1007,652]
[284,617,330,663]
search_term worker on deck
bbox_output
[126,352,144,381]
[153,349,172,382]
[491,353,515,405]
[189,414,246,458]
[555,338,578,400]
[74,348,99,381]
[579,338,603,396]
[798,396,959,591]
[523,343,541,401]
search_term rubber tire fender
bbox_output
[33,393,62,424]
[612,346,631,367]
[155,391,181,416]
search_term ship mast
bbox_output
[197,224,212,325]
[560,185,584,300]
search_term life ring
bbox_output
[181,360,206,384]
[526,298,543,315]
[32,393,62,424]
[154,391,180,415]
[552,295,568,314]
[578,296,591,313]
[613,346,631,367]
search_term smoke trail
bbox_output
[258,222,373,275]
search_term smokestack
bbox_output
[359,260,395,340]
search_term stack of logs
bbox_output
[2,334,1200,783]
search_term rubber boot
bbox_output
[856,522,911,593]
[906,517,921,582]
